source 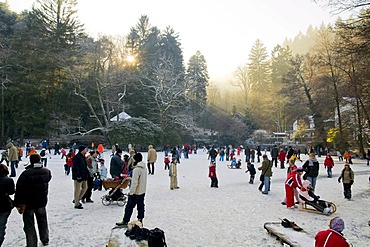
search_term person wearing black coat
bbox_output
[110,148,123,178]
[14,154,52,247]
[0,164,15,246]
[72,146,89,209]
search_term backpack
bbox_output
[148,228,167,247]
[40,149,46,157]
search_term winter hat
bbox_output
[133,153,143,162]
[330,217,345,232]
[116,148,122,154]
[78,145,87,152]
[29,153,41,164]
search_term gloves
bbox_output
[77,178,83,182]
[338,178,341,183]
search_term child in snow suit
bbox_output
[278,149,286,169]
[65,149,75,176]
[324,153,334,178]
[169,159,179,190]
[164,155,170,170]
[208,161,218,188]
[338,163,354,200]
[245,162,256,184]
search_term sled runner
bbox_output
[299,201,337,216]
[264,219,314,247]
[101,177,131,207]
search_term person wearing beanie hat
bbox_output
[116,152,147,227]
[315,217,350,246]
[338,163,354,200]
[78,145,87,153]
[14,152,52,247]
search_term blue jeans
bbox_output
[219,155,224,161]
[23,207,49,247]
[0,211,11,246]
[264,176,271,194]
[123,194,145,223]
[327,167,332,177]
[10,161,17,177]
[307,177,317,189]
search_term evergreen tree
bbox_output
[186,51,209,125]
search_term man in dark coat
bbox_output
[208,147,218,162]
[110,148,123,178]
[0,164,15,246]
[72,145,89,209]
[270,145,279,167]
[14,154,52,247]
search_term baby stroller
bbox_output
[101,177,131,207]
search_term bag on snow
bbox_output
[148,227,167,247]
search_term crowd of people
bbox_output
[1,141,368,246]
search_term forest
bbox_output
[0,0,369,156]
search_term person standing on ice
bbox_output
[258,154,273,194]
[147,145,157,175]
[302,153,320,190]
[0,164,15,246]
[116,153,147,227]
[169,159,179,190]
[284,167,304,208]
[14,153,52,247]
[338,163,354,200]
[208,160,218,188]
[324,153,334,178]
[72,146,89,209]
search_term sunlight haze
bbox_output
[3,0,337,80]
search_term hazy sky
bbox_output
[2,0,338,80]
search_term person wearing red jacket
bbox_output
[285,167,304,208]
[315,217,350,247]
[208,161,218,188]
[324,153,334,178]
[278,149,286,169]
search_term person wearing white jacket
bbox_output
[116,153,147,227]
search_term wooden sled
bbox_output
[264,221,314,247]
[299,201,337,216]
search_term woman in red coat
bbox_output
[285,167,304,208]
[208,161,218,188]
[324,153,334,178]
[315,217,350,247]
[278,149,286,169]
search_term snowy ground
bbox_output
[3,149,370,247]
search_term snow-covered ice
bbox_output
[3,149,370,247]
